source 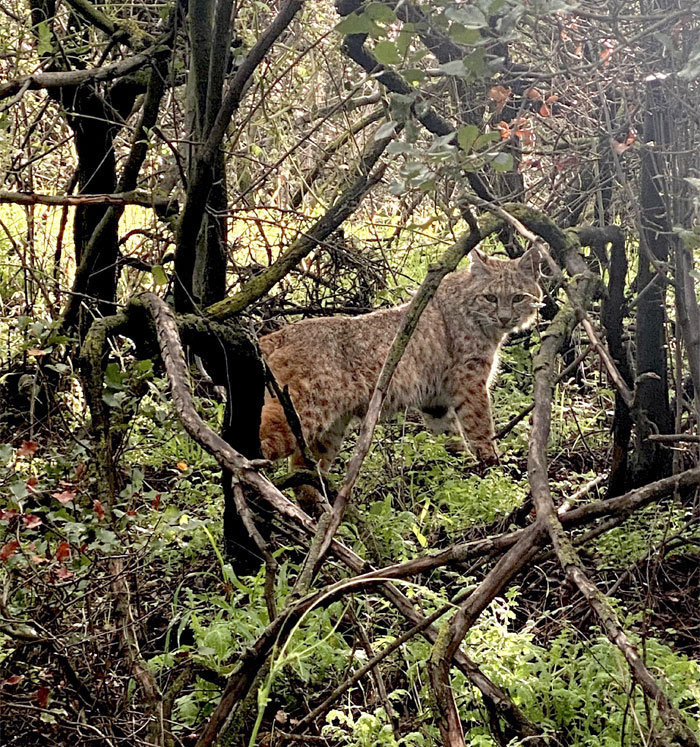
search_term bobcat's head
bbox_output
[468,248,543,335]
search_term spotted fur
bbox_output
[260,248,542,468]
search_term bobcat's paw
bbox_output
[445,437,468,456]
[475,444,500,467]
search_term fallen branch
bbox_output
[527,267,699,746]
[647,433,700,444]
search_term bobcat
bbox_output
[259,248,542,469]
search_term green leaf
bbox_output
[396,29,413,56]
[11,481,28,500]
[411,523,428,548]
[102,392,120,408]
[151,264,168,286]
[403,68,426,84]
[335,13,372,35]
[444,5,488,28]
[437,60,467,77]
[36,21,53,55]
[674,227,700,250]
[134,359,154,375]
[373,40,401,65]
[375,120,399,140]
[463,47,488,73]
[474,132,500,149]
[449,24,482,45]
[457,124,479,153]
[679,50,700,80]
[104,362,125,390]
[365,2,396,23]
[491,152,514,172]
[386,141,413,154]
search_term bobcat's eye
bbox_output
[484,294,498,304]
[512,293,527,303]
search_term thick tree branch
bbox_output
[63,0,153,45]
[0,51,153,103]
[0,189,176,212]
[205,135,392,319]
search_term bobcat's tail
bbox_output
[260,398,297,461]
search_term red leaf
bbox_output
[55,567,73,580]
[612,140,632,154]
[31,554,48,564]
[496,120,511,139]
[0,509,19,521]
[52,489,77,504]
[75,463,87,480]
[488,84,511,103]
[4,674,24,686]
[538,103,551,117]
[93,499,105,521]
[23,514,42,529]
[126,509,137,517]
[55,541,71,563]
[35,685,50,707]
[0,540,20,562]
[26,348,47,357]
[17,441,39,457]
[151,494,162,510]
[488,85,511,116]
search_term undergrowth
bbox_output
[1,337,699,745]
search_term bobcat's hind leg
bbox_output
[290,450,330,517]
[290,415,350,517]
[260,397,296,461]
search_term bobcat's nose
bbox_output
[498,312,512,327]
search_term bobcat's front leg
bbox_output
[446,362,499,464]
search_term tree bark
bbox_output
[633,80,674,484]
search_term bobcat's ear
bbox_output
[517,247,541,278]
[470,249,493,276]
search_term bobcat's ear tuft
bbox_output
[470,249,493,276]
[517,247,541,278]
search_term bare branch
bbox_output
[0,52,153,103]
[0,189,176,212]
[205,135,391,319]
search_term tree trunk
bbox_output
[632,81,674,484]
